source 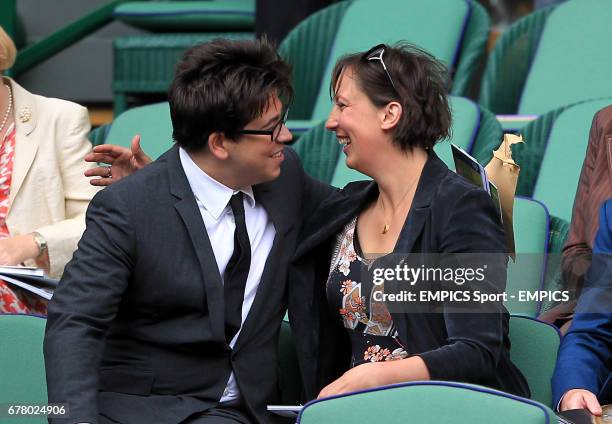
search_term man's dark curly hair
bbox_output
[168,38,293,152]
[330,42,451,151]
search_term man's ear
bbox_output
[207,132,230,160]
[380,101,402,130]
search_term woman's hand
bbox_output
[0,234,40,265]
[318,362,388,398]
[317,355,430,399]
[560,389,602,416]
[84,135,152,186]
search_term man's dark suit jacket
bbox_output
[288,152,530,401]
[553,199,612,407]
[44,145,331,424]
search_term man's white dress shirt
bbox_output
[179,148,276,402]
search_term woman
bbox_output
[287,43,529,400]
[87,43,529,400]
[0,27,100,313]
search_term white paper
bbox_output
[267,405,302,418]
[0,265,44,277]
[1,275,53,300]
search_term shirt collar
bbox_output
[179,147,255,219]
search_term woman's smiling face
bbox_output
[326,66,386,174]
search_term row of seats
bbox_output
[0,313,561,424]
[112,0,612,124]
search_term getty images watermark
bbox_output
[355,253,610,314]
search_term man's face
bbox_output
[224,95,292,187]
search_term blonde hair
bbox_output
[0,26,17,72]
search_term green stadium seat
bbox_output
[105,102,174,160]
[281,0,490,130]
[113,33,254,114]
[298,381,557,423]
[113,0,255,31]
[506,197,549,317]
[277,1,352,122]
[113,0,489,118]
[89,123,111,147]
[478,7,553,115]
[531,99,612,223]
[508,315,561,406]
[518,0,612,115]
[513,98,612,221]
[291,121,340,185]
[0,314,47,424]
[479,0,612,115]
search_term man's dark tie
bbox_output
[224,192,251,344]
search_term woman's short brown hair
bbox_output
[0,26,17,72]
[330,42,451,151]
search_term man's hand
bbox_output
[560,389,602,416]
[317,362,388,399]
[85,135,152,186]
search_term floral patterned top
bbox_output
[326,217,408,367]
[0,123,47,314]
[0,123,15,227]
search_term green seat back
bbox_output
[0,314,47,424]
[518,0,612,115]
[532,98,612,222]
[281,0,489,121]
[279,1,352,121]
[89,124,111,147]
[299,381,556,423]
[328,96,499,188]
[113,0,255,31]
[508,315,561,406]
[106,102,174,160]
[506,197,549,317]
[478,7,553,115]
[310,0,472,121]
[436,96,480,167]
[292,120,341,184]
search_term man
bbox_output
[552,199,612,416]
[44,38,332,424]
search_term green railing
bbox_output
[8,0,131,76]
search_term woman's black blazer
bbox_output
[288,152,530,401]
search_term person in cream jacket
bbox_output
[2,76,100,277]
[0,27,99,313]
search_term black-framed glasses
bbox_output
[362,44,399,95]
[238,108,290,143]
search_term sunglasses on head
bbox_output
[361,44,399,95]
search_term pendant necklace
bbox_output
[379,178,418,234]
